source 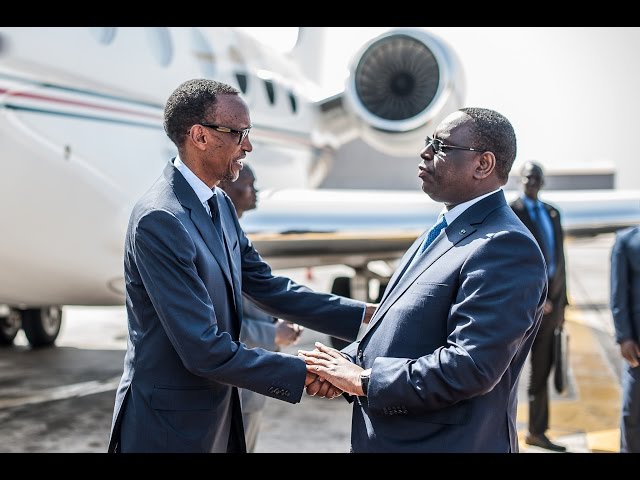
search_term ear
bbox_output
[473,151,496,180]
[185,125,208,151]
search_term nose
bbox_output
[419,145,433,161]
[242,136,253,152]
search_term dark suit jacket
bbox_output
[510,197,568,323]
[238,299,278,413]
[109,160,365,452]
[342,191,547,452]
[610,226,640,343]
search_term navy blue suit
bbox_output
[108,161,365,452]
[342,191,547,452]
[610,226,640,452]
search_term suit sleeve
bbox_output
[610,230,633,343]
[133,210,306,403]
[366,229,548,414]
[228,208,366,342]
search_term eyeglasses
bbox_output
[424,136,481,156]
[200,123,252,145]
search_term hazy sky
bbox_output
[239,27,640,190]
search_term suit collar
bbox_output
[173,155,214,204]
[163,161,234,290]
[365,190,507,336]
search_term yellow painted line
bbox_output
[517,306,621,452]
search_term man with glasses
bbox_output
[510,161,568,452]
[108,79,376,453]
[299,108,548,452]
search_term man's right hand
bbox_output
[620,339,640,368]
[275,320,303,347]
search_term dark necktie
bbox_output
[207,195,224,240]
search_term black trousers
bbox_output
[527,308,561,434]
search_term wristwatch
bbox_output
[360,371,370,396]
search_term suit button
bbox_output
[357,351,363,360]
[284,390,290,397]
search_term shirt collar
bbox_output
[442,188,502,226]
[174,155,215,204]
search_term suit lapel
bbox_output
[215,188,242,312]
[376,233,425,306]
[165,163,234,290]
[363,191,506,339]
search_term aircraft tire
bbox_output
[0,309,21,345]
[22,306,62,348]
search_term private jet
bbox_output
[0,27,638,347]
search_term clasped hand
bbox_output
[299,342,365,397]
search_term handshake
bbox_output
[298,341,367,399]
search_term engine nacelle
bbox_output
[344,28,466,156]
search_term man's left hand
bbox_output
[299,342,365,396]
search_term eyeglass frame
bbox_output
[198,123,252,145]
[424,136,481,156]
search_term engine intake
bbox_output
[344,29,465,155]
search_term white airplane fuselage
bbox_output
[0,27,328,306]
[1,27,638,348]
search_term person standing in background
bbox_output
[219,163,304,452]
[510,161,568,452]
[610,225,640,453]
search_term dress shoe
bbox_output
[525,433,567,452]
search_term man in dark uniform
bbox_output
[510,161,568,452]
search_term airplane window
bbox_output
[89,27,117,45]
[146,27,173,67]
[235,73,248,94]
[288,91,297,113]
[190,28,216,78]
[263,80,276,105]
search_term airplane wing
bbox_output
[242,187,640,270]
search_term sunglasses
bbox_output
[199,123,252,145]
[424,136,481,155]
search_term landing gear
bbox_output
[329,277,353,351]
[328,271,389,350]
[0,306,63,348]
[0,308,21,345]
[22,306,63,347]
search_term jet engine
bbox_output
[343,28,465,156]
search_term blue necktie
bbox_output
[530,202,556,278]
[418,216,448,254]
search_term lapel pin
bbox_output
[460,229,466,235]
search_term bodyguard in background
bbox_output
[510,161,568,452]
[610,226,640,452]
